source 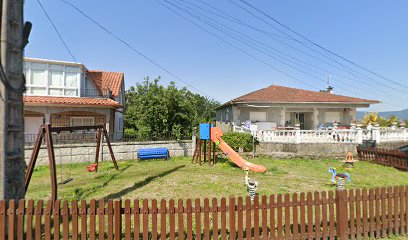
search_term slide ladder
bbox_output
[210,127,267,172]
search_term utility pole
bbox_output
[0,0,28,200]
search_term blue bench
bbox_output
[137,148,170,160]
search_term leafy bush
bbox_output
[221,132,256,152]
[124,128,138,138]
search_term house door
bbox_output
[295,113,305,130]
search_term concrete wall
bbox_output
[257,141,408,157]
[25,140,193,165]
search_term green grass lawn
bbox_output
[26,156,408,201]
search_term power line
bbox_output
[228,0,408,95]
[235,0,408,90]
[187,0,402,98]
[57,0,219,101]
[156,0,326,91]
[166,0,407,108]
[36,0,78,63]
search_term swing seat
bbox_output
[86,163,98,172]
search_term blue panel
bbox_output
[199,123,211,140]
[137,148,169,160]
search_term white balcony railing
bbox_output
[237,127,408,144]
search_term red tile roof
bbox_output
[227,85,380,105]
[24,96,122,108]
[87,70,124,97]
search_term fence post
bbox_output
[192,127,197,156]
[335,189,348,240]
[295,128,301,144]
[356,127,363,144]
[372,124,381,144]
[114,199,122,240]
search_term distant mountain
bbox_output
[357,109,408,120]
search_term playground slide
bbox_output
[210,127,267,173]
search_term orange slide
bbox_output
[210,127,267,173]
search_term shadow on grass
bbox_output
[104,165,185,200]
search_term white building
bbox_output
[23,57,125,139]
[216,85,380,130]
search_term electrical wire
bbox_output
[187,0,401,98]
[162,0,408,108]
[156,0,322,91]
[170,0,405,106]
[57,0,219,101]
[234,0,408,90]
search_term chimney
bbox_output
[327,85,334,94]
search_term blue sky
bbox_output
[25,1,408,111]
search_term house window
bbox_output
[70,117,94,127]
[249,112,267,122]
[24,61,80,97]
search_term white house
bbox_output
[216,85,380,130]
[23,57,125,139]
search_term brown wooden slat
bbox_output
[72,200,79,240]
[26,199,34,240]
[394,186,400,235]
[245,197,252,239]
[0,201,5,240]
[44,200,52,240]
[212,198,218,240]
[307,192,314,240]
[151,199,158,240]
[253,196,260,239]
[276,194,283,240]
[107,200,113,240]
[314,192,321,239]
[237,197,244,240]
[299,193,306,240]
[405,186,408,234]
[89,199,97,240]
[387,187,393,236]
[221,198,227,239]
[134,200,140,240]
[53,200,61,240]
[399,186,405,236]
[97,199,105,240]
[362,188,369,239]
[374,188,381,238]
[381,187,387,239]
[368,189,375,237]
[355,189,363,239]
[321,191,329,240]
[160,199,166,240]
[195,198,202,240]
[284,194,291,240]
[328,191,335,240]
[261,196,268,240]
[34,200,43,240]
[114,199,122,240]
[229,197,236,240]
[16,199,25,240]
[143,199,149,240]
[7,200,15,240]
[81,200,88,240]
[178,199,185,240]
[62,200,70,240]
[169,199,176,240]
[203,198,210,240]
[348,190,356,239]
[186,199,193,240]
[124,199,131,240]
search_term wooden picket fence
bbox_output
[1,186,408,239]
[357,146,408,170]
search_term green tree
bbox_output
[124,77,220,140]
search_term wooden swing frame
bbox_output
[24,123,119,201]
